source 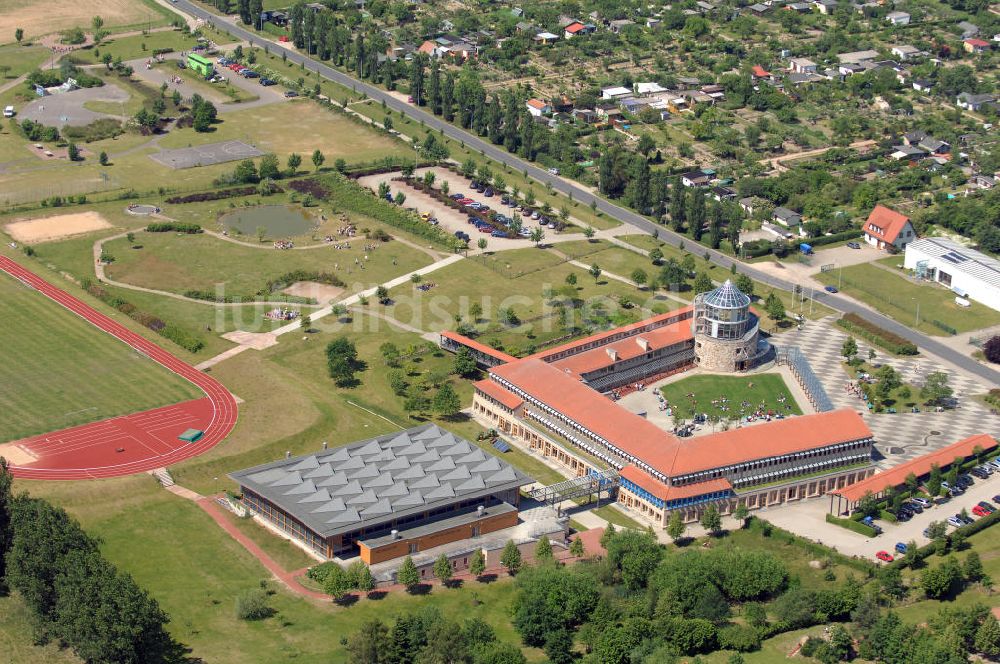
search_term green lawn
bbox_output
[69,30,199,65]
[0,44,51,79]
[659,373,802,421]
[157,98,402,166]
[17,477,543,664]
[590,505,645,530]
[815,259,1000,336]
[0,270,202,442]
[0,594,82,664]
[103,225,431,299]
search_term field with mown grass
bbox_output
[659,373,803,421]
[0,268,201,442]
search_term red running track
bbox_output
[0,256,238,480]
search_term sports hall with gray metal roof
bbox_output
[229,424,531,538]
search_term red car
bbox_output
[875,551,894,563]
[972,505,988,517]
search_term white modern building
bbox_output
[903,237,1000,312]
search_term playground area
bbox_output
[18,83,130,128]
[4,210,113,244]
[149,140,265,169]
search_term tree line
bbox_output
[0,460,180,664]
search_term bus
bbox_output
[186,53,214,78]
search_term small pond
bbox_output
[220,205,316,237]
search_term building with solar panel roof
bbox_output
[904,237,1000,312]
[230,424,532,563]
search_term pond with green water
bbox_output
[220,205,316,237]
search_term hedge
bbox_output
[164,187,271,204]
[80,278,204,353]
[836,313,918,355]
[145,222,203,234]
[825,513,877,537]
[892,508,1000,572]
[806,229,862,247]
[879,509,898,523]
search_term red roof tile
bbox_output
[621,465,732,501]
[669,409,873,476]
[565,22,586,33]
[527,98,549,109]
[441,331,517,364]
[864,204,911,244]
[832,433,998,502]
[474,379,523,410]
[490,359,683,475]
[752,65,771,78]
[551,317,693,376]
[966,38,990,48]
[529,306,693,363]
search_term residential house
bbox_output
[748,3,770,14]
[839,62,867,76]
[681,169,715,187]
[886,11,910,25]
[417,40,437,57]
[786,2,812,12]
[515,21,536,33]
[609,19,635,33]
[891,45,921,60]
[912,79,934,93]
[957,92,997,111]
[863,205,916,250]
[751,64,773,80]
[526,99,552,117]
[958,21,980,39]
[564,22,590,38]
[572,108,598,123]
[902,130,928,146]
[969,174,997,190]
[891,145,927,161]
[712,185,738,201]
[534,32,559,44]
[837,49,880,64]
[636,82,669,96]
[787,72,824,85]
[304,2,325,12]
[813,0,838,14]
[772,207,803,227]
[964,39,991,54]
[788,57,818,73]
[620,97,649,114]
[646,18,661,28]
[696,0,717,12]
[602,86,633,100]
[918,137,950,155]
[739,197,767,216]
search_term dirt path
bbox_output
[758,139,877,173]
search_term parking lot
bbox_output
[763,468,1000,562]
[127,56,288,112]
[357,166,573,251]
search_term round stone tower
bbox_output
[693,280,769,372]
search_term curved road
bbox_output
[177,0,1000,385]
[0,256,238,480]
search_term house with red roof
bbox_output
[525,98,552,117]
[751,64,772,80]
[564,21,594,38]
[863,204,917,251]
[965,38,991,54]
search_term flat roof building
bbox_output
[231,424,532,563]
[904,237,1000,311]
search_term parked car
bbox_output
[894,542,908,554]
[911,497,930,508]
[958,513,974,525]
[971,468,989,480]
[875,551,894,562]
[988,459,1000,471]
[484,188,494,197]
[259,78,275,86]
[977,501,995,513]
[284,90,298,97]
[824,285,839,293]
[993,494,1000,504]
[972,505,989,517]
[947,516,964,528]
[547,167,560,175]
[450,193,464,200]
[906,500,924,513]
[847,242,861,249]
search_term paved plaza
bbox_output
[780,318,1000,469]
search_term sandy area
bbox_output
[0,442,37,465]
[0,0,160,40]
[282,281,344,304]
[5,211,113,244]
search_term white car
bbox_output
[3,105,14,118]
[547,167,559,175]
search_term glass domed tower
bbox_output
[693,280,770,371]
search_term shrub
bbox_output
[234,589,272,620]
[145,222,203,234]
[837,313,918,355]
[62,118,123,142]
[82,280,203,352]
[825,513,877,537]
[165,186,278,204]
[717,625,761,652]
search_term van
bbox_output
[3,106,14,118]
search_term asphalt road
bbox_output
[176,0,1000,385]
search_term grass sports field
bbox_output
[659,372,802,421]
[0,270,201,442]
[815,258,1000,336]
[0,0,173,41]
